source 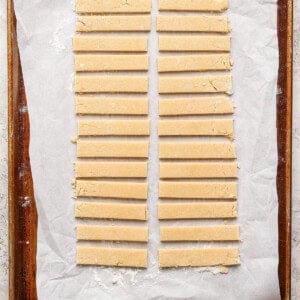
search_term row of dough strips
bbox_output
[74,0,240,269]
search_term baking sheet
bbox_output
[14,0,281,298]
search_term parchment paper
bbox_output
[14,0,280,298]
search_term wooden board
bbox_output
[8,0,292,298]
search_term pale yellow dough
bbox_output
[78,120,150,136]
[157,16,230,33]
[159,248,239,268]
[159,76,232,94]
[160,142,236,159]
[75,161,147,178]
[159,36,231,52]
[160,225,240,242]
[159,181,237,199]
[160,162,238,179]
[73,36,147,52]
[77,247,147,268]
[76,180,148,199]
[75,76,148,93]
[158,119,233,137]
[77,225,148,242]
[158,202,237,219]
[76,0,151,13]
[159,97,233,116]
[159,0,228,12]
[75,54,148,72]
[77,140,149,158]
[76,97,148,115]
[76,202,147,221]
[158,54,231,72]
[76,15,151,32]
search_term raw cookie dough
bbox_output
[77,247,148,268]
[158,202,237,219]
[76,15,151,32]
[159,75,232,94]
[157,16,230,33]
[159,97,233,116]
[75,76,148,93]
[159,247,239,268]
[75,54,149,72]
[76,97,148,115]
[159,142,236,159]
[160,225,240,242]
[77,225,148,242]
[78,120,150,136]
[76,180,148,199]
[73,36,148,52]
[77,140,149,158]
[160,162,238,178]
[75,161,147,178]
[159,181,237,199]
[159,0,228,12]
[75,202,148,221]
[158,54,231,72]
[159,36,231,52]
[76,0,152,13]
[158,119,233,137]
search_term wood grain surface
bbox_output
[7,0,292,299]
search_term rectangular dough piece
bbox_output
[78,120,150,136]
[159,181,237,199]
[158,119,233,138]
[160,225,240,242]
[158,54,231,72]
[76,0,151,13]
[159,248,239,268]
[77,140,149,158]
[76,180,148,200]
[158,202,237,219]
[159,97,233,116]
[159,76,232,94]
[157,16,230,33]
[77,225,148,242]
[160,162,238,179]
[159,36,231,52]
[77,247,147,268]
[75,54,148,72]
[159,0,228,12]
[75,161,147,178]
[76,15,151,32]
[76,97,148,115]
[160,142,236,159]
[75,76,148,93]
[76,202,147,221]
[73,36,147,52]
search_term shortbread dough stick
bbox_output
[77,225,148,242]
[73,36,148,52]
[78,120,150,136]
[159,248,239,268]
[77,15,151,32]
[75,202,147,221]
[158,202,237,219]
[159,181,237,199]
[77,140,149,158]
[159,97,233,116]
[157,16,230,33]
[76,161,147,178]
[77,247,148,268]
[159,0,228,12]
[159,142,236,159]
[160,225,240,242]
[76,180,148,199]
[76,97,148,116]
